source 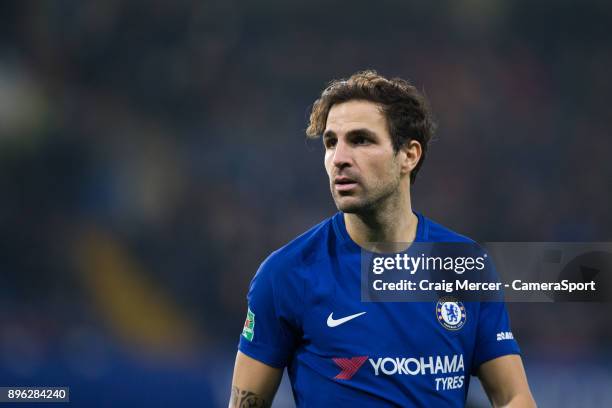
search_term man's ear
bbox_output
[399,140,422,176]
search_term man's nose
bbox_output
[332,140,352,168]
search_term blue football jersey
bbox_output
[238,212,520,407]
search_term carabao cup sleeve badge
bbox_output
[242,307,255,341]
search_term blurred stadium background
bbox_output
[1,0,611,406]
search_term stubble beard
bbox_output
[332,174,401,215]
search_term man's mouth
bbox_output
[334,177,358,192]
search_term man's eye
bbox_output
[355,137,368,145]
[325,139,337,148]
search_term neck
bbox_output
[344,186,418,250]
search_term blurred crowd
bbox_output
[1,1,611,405]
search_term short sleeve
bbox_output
[472,301,521,372]
[238,256,301,368]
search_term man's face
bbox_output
[323,100,403,213]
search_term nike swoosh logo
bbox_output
[327,312,367,327]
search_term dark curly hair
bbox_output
[307,70,436,184]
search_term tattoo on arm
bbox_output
[230,386,269,408]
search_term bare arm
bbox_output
[477,354,536,408]
[229,351,283,408]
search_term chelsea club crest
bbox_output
[436,298,466,331]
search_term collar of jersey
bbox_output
[332,211,428,254]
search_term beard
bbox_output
[331,173,401,214]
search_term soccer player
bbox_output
[229,71,535,407]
